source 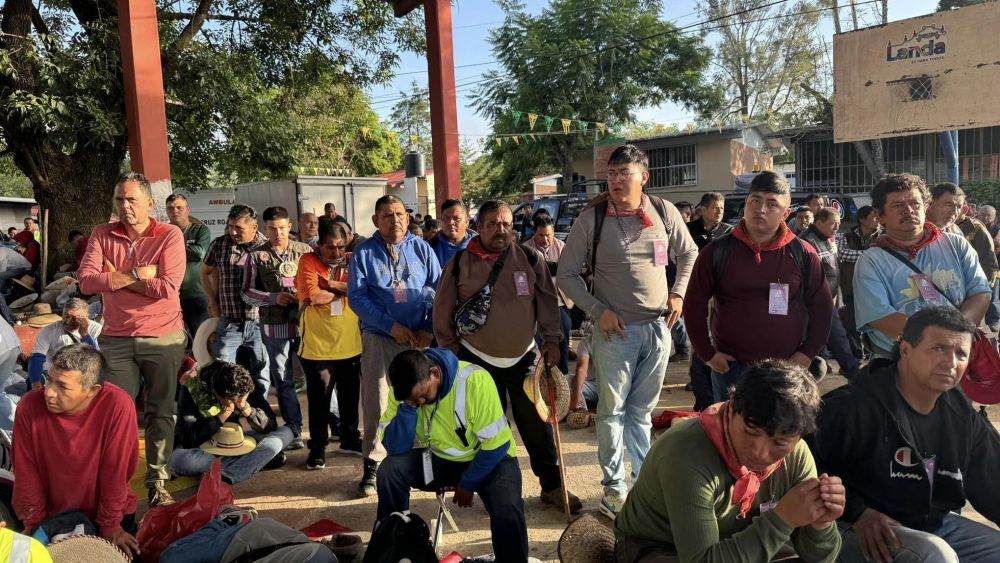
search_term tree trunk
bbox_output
[848,0,859,30]
[831,0,842,34]
[852,139,887,180]
[14,142,126,276]
[560,136,575,194]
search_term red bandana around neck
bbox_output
[731,221,798,264]
[606,194,655,230]
[466,236,502,261]
[870,222,942,259]
[699,402,784,519]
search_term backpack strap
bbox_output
[786,237,812,297]
[711,234,732,286]
[590,201,608,274]
[648,194,669,225]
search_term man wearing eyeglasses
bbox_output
[557,144,698,520]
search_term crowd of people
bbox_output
[0,143,997,562]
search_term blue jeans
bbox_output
[212,318,269,404]
[161,520,244,563]
[838,512,1000,562]
[376,449,528,563]
[169,426,293,484]
[671,317,689,356]
[261,334,302,435]
[591,319,670,495]
[712,360,749,403]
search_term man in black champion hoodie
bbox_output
[810,306,1000,563]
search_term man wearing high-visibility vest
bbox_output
[377,348,528,563]
[0,523,51,563]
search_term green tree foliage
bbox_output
[697,0,823,127]
[0,155,32,198]
[0,0,421,268]
[459,139,502,207]
[390,80,432,166]
[472,0,720,198]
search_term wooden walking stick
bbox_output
[544,353,572,523]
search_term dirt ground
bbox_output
[148,350,999,563]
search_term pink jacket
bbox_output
[78,218,185,337]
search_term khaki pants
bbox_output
[360,332,410,463]
[99,331,186,487]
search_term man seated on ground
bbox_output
[12,344,139,556]
[171,360,292,484]
[377,348,528,563]
[811,306,1000,562]
[28,298,102,391]
[615,360,844,562]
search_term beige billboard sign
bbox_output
[833,2,1000,143]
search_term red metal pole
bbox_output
[424,0,462,214]
[117,0,172,189]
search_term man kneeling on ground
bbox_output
[811,306,1000,562]
[12,344,140,556]
[376,348,529,563]
[171,361,292,484]
[615,360,845,562]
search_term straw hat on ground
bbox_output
[192,317,219,366]
[201,422,256,456]
[27,303,61,328]
[523,359,570,423]
[12,275,35,292]
[47,535,130,563]
[558,513,616,563]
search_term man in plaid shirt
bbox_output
[201,205,269,403]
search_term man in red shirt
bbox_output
[684,172,833,402]
[13,344,139,556]
[77,172,186,507]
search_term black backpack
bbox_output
[363,512,438,563]
[708,233,811,291]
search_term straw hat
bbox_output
[557,513,616,563]
[523,359,570,423]
[27,303,61,328]
[12,275,35,292]
[193,317,220,366]
[47,535,130,563]
[565,408,594,430]
[44,277,77,291]
[201,422,256,456]
[8,293,37,310]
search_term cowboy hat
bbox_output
[523,358,570,423]
[8,293,37,310]
[12,275,35,292]
[26,302,61,328]
[557,513,616,563]
[201,422,256,456]
[45,276,77,291]
[47,535,130,563]
[193,317,220,366]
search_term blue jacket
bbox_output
[381,348,512,491]
[348,231,441,337]
[429,231,476,268]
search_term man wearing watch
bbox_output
[171,360,292,484]
[77,172,188,508]
[241,206,312,450]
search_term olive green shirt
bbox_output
[615,418,841,563]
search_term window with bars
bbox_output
[646,144,697,188]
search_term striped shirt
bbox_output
[203,233,267,320]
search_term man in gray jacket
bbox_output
[557,144,697,519]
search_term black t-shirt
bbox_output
[904,402,943,465]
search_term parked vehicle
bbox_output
[511,194,594,241]
[724,192,861,228]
